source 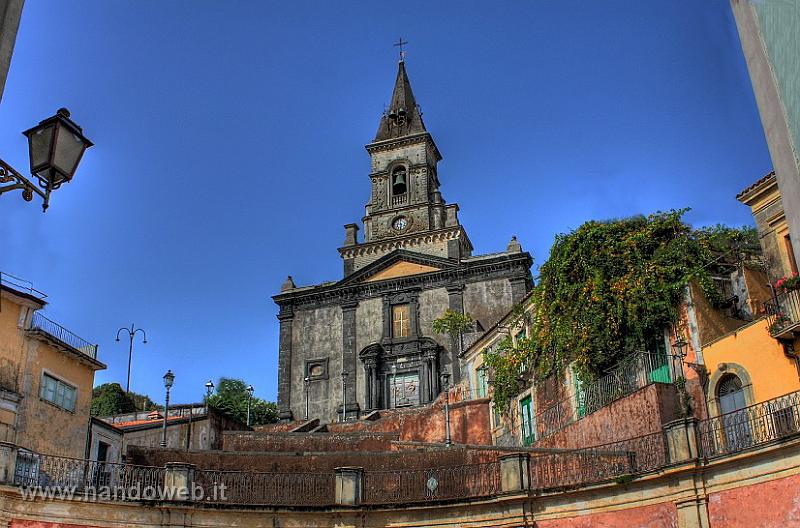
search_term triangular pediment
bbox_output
[337,250,458,286]
[365,261,441,282]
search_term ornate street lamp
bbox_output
[205,380,215,414]
[161,370,175,448]
[0,108,93,211]
[246,385,254,427]
[115,324,147,393]
[440,371,452,447]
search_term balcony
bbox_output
[27,312,98,360]
[0,272,47,301]
[391,193,407,207]
[765,289,800,339]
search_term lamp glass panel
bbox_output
[28,124,54,172]
[53,126,87,178]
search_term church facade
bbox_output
[272,60,533,423]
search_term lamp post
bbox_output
[246,385,254,427]
[671,335,688,377]
[304,376,310,420]
[671,335,691,417]
[440,371,452,447]
[341,371,348,422]
[391,364,398,409]
[115,324,147,393]
[205,380,214,412]
[0,108,93,211]
[160,370,174,448]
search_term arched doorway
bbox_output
[717,374,752,451]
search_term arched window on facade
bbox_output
[391,166,407,196]
[717,374,752,451]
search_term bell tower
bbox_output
[339,59,473,275]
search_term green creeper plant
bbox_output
[482,210,758,412]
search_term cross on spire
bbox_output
[394,37,408,62]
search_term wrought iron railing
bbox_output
[0,271,47,300]
[362,461,502,504]
[765,289,800,337]
[698,390,800,459]
[530,431,668,490]
[193,469,335,506]
[28,312,98,359]
[13,451,164,495]
[534,352,671,440]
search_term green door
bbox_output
[647,338,671,384]
[520,396,535,446]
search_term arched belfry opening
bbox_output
[392,166,407,196]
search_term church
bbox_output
[272,58,533,423]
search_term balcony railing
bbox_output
[765,289,800,338]
[28,312,98,359]
[698,390,800,459]
[194,469,335,506]
[0,272,47,300]
[362,461,502,504]
[391,193,407,207]
[14,450,164,494]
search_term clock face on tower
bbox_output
[393,216,409,232]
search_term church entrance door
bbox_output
[389,371,420,408]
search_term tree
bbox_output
[91,383,157,416]
[206,378,279,426]
[433,309,474,378]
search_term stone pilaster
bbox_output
[675,497,710,528]
[164,462,196,502]
[499,453,530,493]
[445,285,465,383]
[664,418,699,464]
[340,302,360,419]
[0,441,17,484]
[335,467,363,506]
[509,277,529,304]
[277,305,294,421]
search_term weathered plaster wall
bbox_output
[708,471,800,528]
[702,318,800,406]
[290,305,343,421]
[535,502,678,528]
[15,340,94,458]
[464,278,514,330]
[534,383,678,450]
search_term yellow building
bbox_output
[696,173,800,418]
[0,273,105,458]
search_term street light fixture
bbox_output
[246,385,254,427]
[304,376,311,420]
[204,379,214,414]
[161,370,175,448]
[115,324,147,393]
[440,371,452,447]
[341,371,349,422]
[0,108,93,211]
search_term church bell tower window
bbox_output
[392,166,408,196]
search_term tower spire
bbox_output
[373,59,427,142]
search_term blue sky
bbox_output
[0,1,771,405]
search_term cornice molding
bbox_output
[273,251,533,312]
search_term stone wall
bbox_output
[222,431,400,453]
[464,278,515,330]
[289,305,343,421]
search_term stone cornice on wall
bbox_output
[273,251,533,312]
[338,227,471,260]
[365,131,442,161]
